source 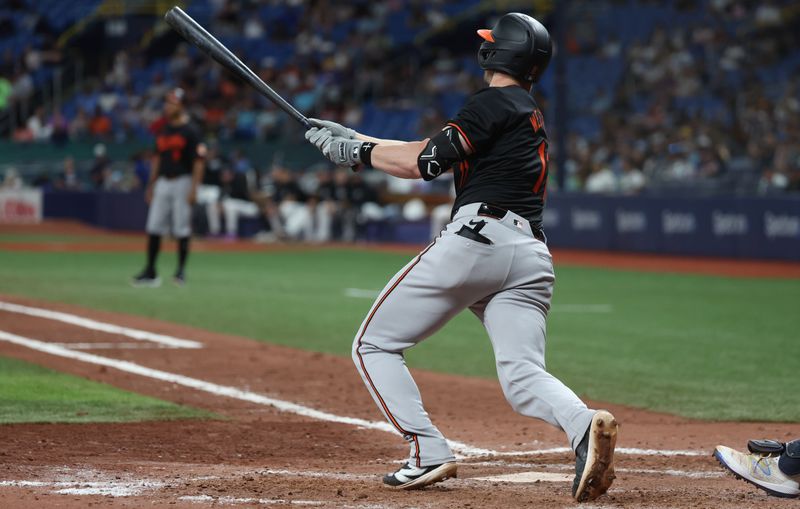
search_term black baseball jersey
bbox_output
[155,122,202,178]
[446,86,549,228]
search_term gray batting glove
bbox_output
[305,127,333,153]
[325,137,365,166]
[308,118,356,139]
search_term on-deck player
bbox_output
[305,13,618,502]
[133,88,205,287]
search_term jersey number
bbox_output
[157,134,188,163]
[529,111,548,197]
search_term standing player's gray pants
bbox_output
[353,203,595,467]
[146,175,193,238]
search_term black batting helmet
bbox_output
[477,13,552,83]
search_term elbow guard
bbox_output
[417,126,467,181]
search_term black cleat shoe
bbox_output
[173,271,186,286]
[131,270,161,288]
[573,410,618,502]
[383,462,457,490]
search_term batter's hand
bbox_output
[308,118,356,139]
[325,137,366,166]
[305,127,333,155]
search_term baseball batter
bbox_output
[133,88,205,287]
[306,13,618,501]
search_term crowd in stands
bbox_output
[2,0,799,196]
[562,0,800,195]
[0,0,89,125]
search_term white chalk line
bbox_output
[0,328,706,461]
[0,301,202,349]
[0,462,722,502]
[467,461,722,479]
[471,471,573,483]
[0,478,164,497]
[49,342,178,350]
[261,469,373,481]
[179,496,325,506]
[179,495,389,508]
[343,288,379,299]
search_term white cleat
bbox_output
[382,461,457,490]
[714,445,800,498]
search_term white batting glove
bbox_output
[305,127,334,156]
[326,137,366,166]
[308,118,356,139]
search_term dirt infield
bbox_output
[2,220,799,278]
[1,294,799,508]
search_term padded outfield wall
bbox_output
[39,190,800,261]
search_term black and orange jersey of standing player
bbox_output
[446,86,548,230]
[155,122,203,179]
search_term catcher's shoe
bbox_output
[383,461,457,490]
[131,270,161,288]
[714,445,800,498]
[573,410,618,502]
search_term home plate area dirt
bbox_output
[0,294,798,508]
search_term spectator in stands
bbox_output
[4,0,799,199]
[2,168,22,189]
[25,106,52,141]
[332,169,357,241]
[50,110,69,145]
[618,158,646,195]
[585,162,618,194]
[55,156,81,190]
[206,167,260,238]
[22,44,60,74]
[89,144,111,189]
[310,169,338,242]
[69,107,90,140]
[264,164,311,241]
[88,105,112,138]
[10,68,33,103]
[347,172,383,239]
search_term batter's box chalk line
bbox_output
[0,327,706,462]
[0,301,202,349]
[0,303,709,495]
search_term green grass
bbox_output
[0,356,213,424]
[0,233,131,243]
[0,249,797,422]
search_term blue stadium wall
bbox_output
[43,191,800,261]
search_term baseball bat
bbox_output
[164,6,311,129]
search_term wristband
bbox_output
[359,142,376,168]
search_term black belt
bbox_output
[476,203,546,242]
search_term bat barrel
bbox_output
[164,6,310,129]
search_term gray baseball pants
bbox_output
[353,203,595,467]
[146,175,193,238]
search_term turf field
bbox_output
[0,356,212,424]
[0,247,797,422]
